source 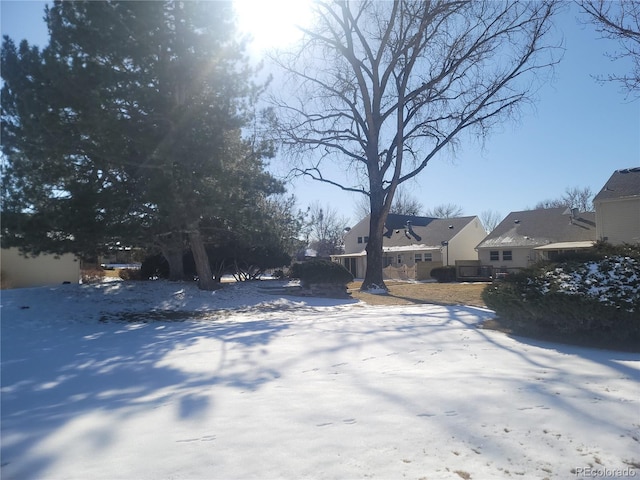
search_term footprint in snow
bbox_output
[176,435,216,443]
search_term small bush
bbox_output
[1,272,13,289]
[290,260,354,287]
[118,268,145,281]
[141,254,170,279]
[431,266,456,283]
[81,266,105,284]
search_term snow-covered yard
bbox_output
[1,280,638,480]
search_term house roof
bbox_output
[344,214,479,254]
[382,214,479,249]
[476,207,596,249]
[383,214,435,230]
[533,241,596,251]
[593,167,640,202]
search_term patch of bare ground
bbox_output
[349,281,488,308]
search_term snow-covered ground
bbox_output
[1,280,638,480]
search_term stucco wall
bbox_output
[1,248,80,289]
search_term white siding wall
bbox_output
[478,247,532,270]
[447,217,484,265]
[1,248,80,289]
[343,217,371,254]
[595,198,640,245]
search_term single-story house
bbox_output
[332,214,487,280]
[1,247,80,289]
[593,167,640,245]
[476,207,597,273]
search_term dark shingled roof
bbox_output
[382,215,478,247]
[594,167,640,202]
[476,207,596,249]
[383,214,435,230]
[351,214,478,249]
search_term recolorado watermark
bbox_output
[574,466,637,478]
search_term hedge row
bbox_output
[482,247,640,342]
[289,260,354,287]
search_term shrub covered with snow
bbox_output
[538,256,639,311]
[483,253,640,340]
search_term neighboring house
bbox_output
[1,247,80,289]
[476,207,597,273]
[593,167,640,245]
[331,214,486,280]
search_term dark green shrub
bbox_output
[548,240,640,265]
[141,254,170,279]
[290,260,354,287]
[430,266,457,283]
[482,258,640,344]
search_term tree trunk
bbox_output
[360,191,389,291]
[158,233,185,281]
[187,224,218,291]
[163,246,185,281]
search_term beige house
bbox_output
[332,214,486,280]
[1,248,80,289]
[476,207,597,273]
[593,167,640,245]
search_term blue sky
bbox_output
[2,1,639,226]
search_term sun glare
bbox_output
[233,0,313,51]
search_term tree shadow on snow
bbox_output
[0,313,289,479]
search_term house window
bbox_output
[415,253,422,262]
[490,251,499,261]
[357,236,363,244]
[424,253,432,262]
[397,254,403,264]
[364,236,369,243]
[503,250,513,261]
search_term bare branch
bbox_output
[268,0,562,289]
[578,0,640,97]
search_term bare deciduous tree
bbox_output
[425,203,464,218]
[578,0,640,97]
[480,209,503,233]
[389,187,424,216]
[534,186,594,212]
[270,0,562,291]
[306,202,350,257]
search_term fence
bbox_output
[455,260,522,281]
[382,261,444,281]
[383,264,416,281]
